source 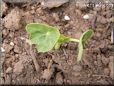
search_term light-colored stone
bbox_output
[10,42,14,46]
[1,47,5,52]
[83,14,89,20]
[64,15,70,20]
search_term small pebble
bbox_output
[95,4,100,8]
[64,15,70,20]
[83,14,89,20]
[1,47,5,52]
[41,1,45,6]
[10,42,14,46]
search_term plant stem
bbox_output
[69,38,80,43]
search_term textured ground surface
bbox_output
[0,0,114,85]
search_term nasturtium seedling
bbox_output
[26,23,93,62]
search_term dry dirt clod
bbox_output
[13,61,24,75]
[41,0,69,9]
[96,32,101,38]
[97,16,108,24]
[42,68,54,80]
[104,68,110,76]
[56,72,63,84]
[72,65,82,72]
[6,67,12,74]
[42,60,54,80]
[101,55,109,66]
[3,44,13,53]
[1,1,8,16]
[43,58,50,67]
[14,45,21,54]
[3,7,21,30]
[22,11,34,24]
[52,13,60,22]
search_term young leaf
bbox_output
[54,34,70,49]
[77,29,93,62]
[81,29,93,45]
[26,23,60,52]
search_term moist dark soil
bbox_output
[1,0,114,85]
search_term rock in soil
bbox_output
[3,7,21,30]
[56,72,63,84]
[41,0,69,9]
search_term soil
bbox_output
[1,0,114,85]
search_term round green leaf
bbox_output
[26,23,60,52]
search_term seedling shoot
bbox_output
[26,23,93,62]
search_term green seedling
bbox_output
[26,23,93,62]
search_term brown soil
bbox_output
[1,0,114,85]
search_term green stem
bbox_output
[69,38,80,43]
